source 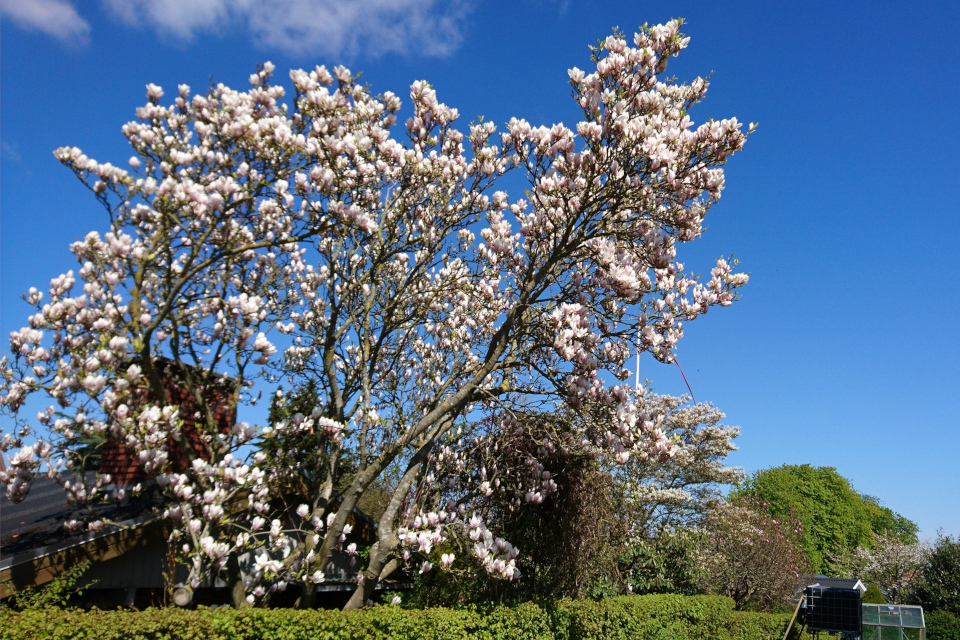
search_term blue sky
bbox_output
[2,0,958,541]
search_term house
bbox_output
[1,475,406,608]
[2,357,410,607]
[99,357,237,485]
[0,475,167,607]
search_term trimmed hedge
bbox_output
[0,594,813,640]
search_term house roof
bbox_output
[1,476,164,598]
[1,476,161,560]
[805,574,867,593]
[1,476,392,599]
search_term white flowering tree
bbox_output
[840,534,929,603]
[615,393,745,538]
[0,63,325,606]
[1,20,752,610]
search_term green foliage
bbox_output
[0,594,815,640]
[860,495,919,544]
[907,533,960,616]
[861,583,887,604]
[3,561,94,611]
[553,594,735,640]
[925,609,960,640]
[72,432,105,472]
[733,465,917,574]
[619,529,703,596]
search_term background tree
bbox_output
[733,464,917,574]
[611,393,743,538]
[860,494,920,543]
[697,495,809,612]
[835,533,927,603]
[906,533,960,617]
[266,382,401,523]
[619,528,703,597]
[924,610,960,640]
[411,431,626,605]
[411,393,736,604]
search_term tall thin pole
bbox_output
[635,348,640,390]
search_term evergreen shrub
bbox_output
[926,609,960,640]
[862,583,887,604]
[0,594,815,640]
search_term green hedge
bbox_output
[0,594,811,640]
[926,609,960,640]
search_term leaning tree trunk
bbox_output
[344,542,401,610]
[343,455,424,610]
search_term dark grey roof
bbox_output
[1,476,159,561]
[805,574,866,592]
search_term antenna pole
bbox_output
[635,348,640,389]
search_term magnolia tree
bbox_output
[698,496,809,611]
[1,20,752,610]
[0,62,329,606]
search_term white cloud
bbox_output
[101,0,232,39]
[101,0,469,58]
[0,0,90,44]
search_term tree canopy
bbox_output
[907,533,960,617]
[733,464,918,574]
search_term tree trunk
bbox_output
[344,547,400,610]
[226,551,248,608]
[343,452,425,610]
[172,585,194,608]
[295,584,316,609]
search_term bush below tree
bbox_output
[0,594,817,640]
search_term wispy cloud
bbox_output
[101,0,470,58]
[2,140,23,164]
[0,0,90,44]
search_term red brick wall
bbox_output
[100,369,236,485]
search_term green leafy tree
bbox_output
[925,610,960,640]
[620,529,703,596]
[907,533,960,617]
[733,465,917,574]
[861,495,919,544]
